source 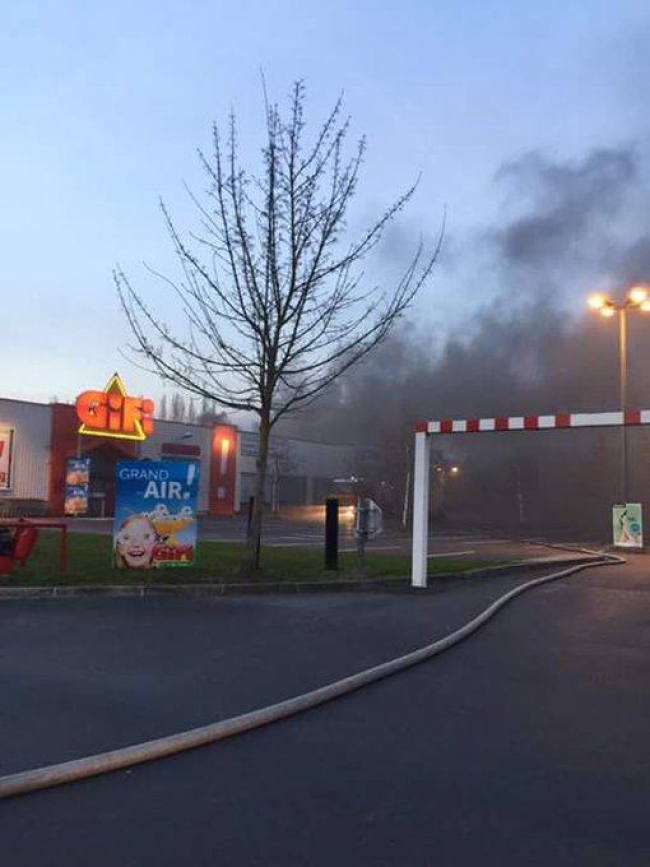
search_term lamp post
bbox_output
[587,286,650,503]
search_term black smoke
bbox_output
[281,144,650,539]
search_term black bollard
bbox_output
[246,495,255,541]
[324,497,339,570]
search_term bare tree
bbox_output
[116,81,441,574]
[170,392,186,421]
[198,395,230,426]
[159,391,197,422]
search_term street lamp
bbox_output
[587,285,650,502]
[432,462,461,517]
[433,463,460,477]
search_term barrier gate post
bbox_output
[410,408,650,588]
[411,428,430,587]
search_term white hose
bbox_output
[0,553,621,799]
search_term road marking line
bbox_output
[428,538,510,546]
[202,538,244,543]
[427,550,476,558]
[340,545,402,552]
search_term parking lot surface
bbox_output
[3,557,650,864]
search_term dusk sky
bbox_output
[2,0,649,404]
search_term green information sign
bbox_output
[612,503,643,549]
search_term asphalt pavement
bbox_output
[2,557,649,865]
[65,513,569,563]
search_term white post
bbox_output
[411,429,430,588]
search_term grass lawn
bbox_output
[1,531,502,587]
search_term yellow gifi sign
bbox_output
[76,373,155,442]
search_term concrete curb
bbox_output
[0,552,622,799]
[0,554,603,599]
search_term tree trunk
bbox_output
[240,413,271,576]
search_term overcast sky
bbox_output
[2,0,649,403]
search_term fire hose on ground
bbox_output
[0,550,623,799]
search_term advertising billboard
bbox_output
[113,459,200,568]
[64,457,91,516]
[613,503,643,549]
[0,429,14,490]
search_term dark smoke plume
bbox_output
[494,148,635,278]
[282,145,650,538]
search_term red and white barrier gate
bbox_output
[411,410,650,587]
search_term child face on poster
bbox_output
[115,516,157,568]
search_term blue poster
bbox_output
[65,457,91,516]
[113,459,200,569]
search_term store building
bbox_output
[0,377,355,518]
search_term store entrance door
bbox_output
[83,441,133,517]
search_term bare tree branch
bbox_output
[116,81,442,573]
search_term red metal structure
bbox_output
[0,520,67,575]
